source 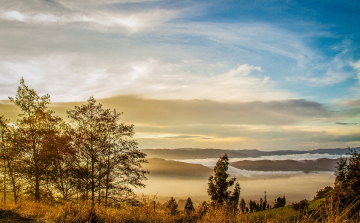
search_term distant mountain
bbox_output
[230,158,338,173]
[141,147,360,160]
[141,148,249,159]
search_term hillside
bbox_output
[142,148,249,159]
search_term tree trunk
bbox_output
[98,159,101,205]
[104,147,111,209]
[7,160,17,204]
[3,158,6,205]
[91,157,95,209]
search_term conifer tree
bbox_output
[240,198,246,213]
[332,148,360,215]
[184,197,195,215]
[166,197,178,216]
[207,153,240,207]
[227,182,240,211]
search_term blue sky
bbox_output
[0,0,359,150]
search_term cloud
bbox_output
[167,22,314,68]
[335,122,358,125]
[342,99,360,107]
[351,60,360,82]
[0,56,294,102]
[97,96,332,126]
[0,9,177,33]
[334,134,360,143]
[2,95,359,150]
[292,44,356,86]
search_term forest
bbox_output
[1,79,360,222]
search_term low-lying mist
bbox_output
[135,158,335,204]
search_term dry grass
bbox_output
[0,198,359,223]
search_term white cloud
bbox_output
[292,42,356,86]
[167,22,315,68]
[1,10,28,21]
[351,60,360,82]
[225,64,262,77]
[0,9,178,33]
[0,56,295,102]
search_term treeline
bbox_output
[0,78,147,208]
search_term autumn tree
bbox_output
[0,116,21,204]
[0,117,22,204]
[46,122,77,201]
[101,110,147,207]
[67,97,147,208]
[207,153,241,209]
[9,78,62,201]
[0,116,10,204]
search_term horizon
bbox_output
[1,0,360,151]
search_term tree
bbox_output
[67,96,147,208]
[0,120,22,204]
[263,191,267,210]
[227,182,240,211]
[196,201,209,217]
[273,196,286,208]
[184,197,195,215]
[240,198,246,213]
[0,116,10,204]
[0,116,19,204]
[207,153,240,207]
[47,122,77,201]
[9,78,62,201]
[332,148,360,215]
[166,197,178,216]
[335,157,348,185]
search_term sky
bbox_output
[0,0,359,151]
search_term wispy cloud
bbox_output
[0,56,295,102]
[0,9,177,33]
[335,122,358,125]
[351,60,360,82]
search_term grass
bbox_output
[0,198,359,222]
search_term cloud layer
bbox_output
[1,0,359,151]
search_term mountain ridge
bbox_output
[141,147,360,159]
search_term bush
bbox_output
[314,186,332,200]
[291,199,309,212]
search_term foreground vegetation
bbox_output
[0,198,359,223]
